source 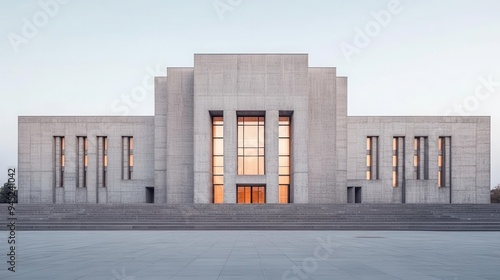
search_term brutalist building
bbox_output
[18,54,491,204]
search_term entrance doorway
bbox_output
[237,186,265,204]
[145,187,154,203]
[347,187,362,203]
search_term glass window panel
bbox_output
[393,138,398,150]
[438,156,442,167]
[366,155,371,167]
[414,155,419,167]
[213,117,224,125]
[238,148,244,156]
[238,157,244,175]
[243,157,258,175]
[129,138,133,150]
[279,156,289,167]
[258,126,265,146]
[258,157,265,175]
[129,155,134,167]
[393,171,397,187]
[279,117,290,125]
[258,187,265,203]
[244,117,259,125]
[258,117,265,126]
[238,126,243,147]
[366,137,371,150]
[213,167,224,175]
[213,125,223,137]
[213,156,224,167]
[252,188,259,204]
[244,148,258,156]
[279,175,290,184]
[213,139,224,155]
[245,187,251,203]
[393,156,398,167]
[258,148,265,156]
[279,126,290,137]
[366,171,371,180]
[279,166,290,175]
[279,185,289,204]
[214,185,223,204]
[213,175,224,185]
[237,187,244,203]
[279,139,290,155]
[244,126,258,147]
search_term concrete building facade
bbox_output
[18,54,491,204]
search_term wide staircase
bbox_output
[2,204,500,231]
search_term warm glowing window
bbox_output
[212,116,224,204]
[279,116,290,204]
[122,136,133,180]
[238,116,265,175]
[98,136,108,188]
[237,186,265,204]
[366,136,378,180]
[392,137,405,188]
[77,136,88,188]
[392,137,398,187]
[54,136,65,188]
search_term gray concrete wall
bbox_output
[165,68,194,203]
[19,116,154,203]
[346,116,490,204]
[193,54,309,203]
[154,77,168,203]
[307,68,337,203]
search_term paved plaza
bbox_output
[0,231,499,280]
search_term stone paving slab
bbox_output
[0,231,498,279]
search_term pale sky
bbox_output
[0,0,499,187]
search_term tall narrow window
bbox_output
[279,116,290,204]
[238,116,265,175]
[366,136,378,180]
[97,136,108,187]
[54,136,65,188]
[103,137,108,187]
[212,116,224,204]
[438,137,451,188]
[414,137,429,180]
[77,136,88,188]
[122,136,133,180]
[392,137,405,187]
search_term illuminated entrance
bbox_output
[237,186,265,204]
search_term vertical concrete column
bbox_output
[86,133,99,203]
[266,110,279,203]
[224,110,236,203]
[194,112,212,203]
